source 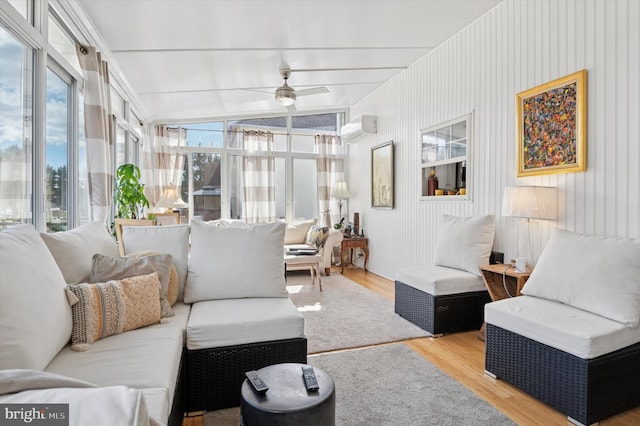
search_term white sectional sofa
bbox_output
[484,229,640,425]
[0,220,307,425]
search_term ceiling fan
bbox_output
[275,68,329,108]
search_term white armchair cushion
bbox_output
[521,229,640,328]
[433,215,495,276]
[0,225,72,370]
[185,220,287,302]
[40,221,119,284]
[284,219,317,244]
[121,224,190,302]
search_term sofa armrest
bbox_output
[319,229,343,273]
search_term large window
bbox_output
[0,25,33,230]
[174,112,344,223]
[45,67,70,231]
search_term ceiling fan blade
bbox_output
[295,87,329,97]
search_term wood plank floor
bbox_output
[183,266,640,426]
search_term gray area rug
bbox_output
[204,343,514,425]
[285,272,430,354]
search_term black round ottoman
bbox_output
[240,363,335,426]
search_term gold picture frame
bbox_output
[517,69,587,177]
[154,212,180,226]
[371,141,394,208]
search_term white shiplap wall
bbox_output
[347,0,640,280]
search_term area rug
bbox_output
[285,272,430,354]
[204,343,515,425]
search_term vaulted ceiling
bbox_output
[76,0,502,122]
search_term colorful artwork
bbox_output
[517,70,587,177]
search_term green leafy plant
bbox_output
[114,163,150,219]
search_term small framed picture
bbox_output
[516,69,587,177]
[371,141,394,208]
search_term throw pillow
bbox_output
[0,225,73,370]
[433,215,495,276]
[90,253,174,318]
[66,272,162,351]
[285,219,317,244]
[125,250,179,306]
[121,224,190,302]
[521,229,640,328]
[40,221,120,284]
[305,225,330,249]
[184,220,287,302]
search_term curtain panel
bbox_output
[77,45,112,224]
[242,130,275,224]
[315,135,345,227]
[142,126,186,208]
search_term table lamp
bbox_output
[330,181,349,223]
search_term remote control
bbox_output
[302,365,319,391]
[245,370,268,394]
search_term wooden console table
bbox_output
[478,263,532,341]
[340,237,369,273]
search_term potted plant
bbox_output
[114,163,150,219]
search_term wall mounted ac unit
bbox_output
[340,115,377,142]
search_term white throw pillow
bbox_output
[0,225,73,370]
[284,219,317,244]
[521,229,640,328]
[185,220,287,302]
[40,221,119,284]
[433,215,495,276]
[121,224,190,302]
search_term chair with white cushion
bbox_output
[394,215,495,336]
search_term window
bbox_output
[190,153,222,221]
[0,25,34,230]
[45,67,70,231]
[421,114,471,199]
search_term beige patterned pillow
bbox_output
[305,225,329,249]
[66,273,161,351]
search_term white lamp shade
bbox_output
[502,186,557,220]
[330,181,350,199]
[156,185,188,209]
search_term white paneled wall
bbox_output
[347,0,640,280]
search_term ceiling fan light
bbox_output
[275,88,295,106]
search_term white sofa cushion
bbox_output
[45,302,190,403]
[186,298,305,349]
[0,225,73,370]
[521,229,640,328]
[284,219,317,244]
[121,224,190,302]
[185,220,287,302]
[40,221,119,284]
[486,296,640,359]
[396,265,487,296]
[433,215,495,276]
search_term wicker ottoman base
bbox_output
[485,324,640,425]
[394,280,491,335]
[186,337,308,412]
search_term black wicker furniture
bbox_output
[485,323,640,425]
[186,337,308,412]
[395,280,490,335]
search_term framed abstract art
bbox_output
[371,141,394,208]
[516,69,587,177]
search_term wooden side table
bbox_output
[340,237,369,273]
[478,264,532,341]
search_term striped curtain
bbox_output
[316,135,345,226]
[141,126,186,208]
[242,130,275,223]
[77,45,112,224]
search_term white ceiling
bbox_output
[76,0,502,122]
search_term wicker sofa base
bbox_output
[185,337,308,412]
[485,324,640,425]
[394,280,491,335]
